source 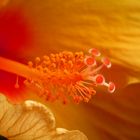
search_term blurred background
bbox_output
[0,0,140,139]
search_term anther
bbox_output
[28,61,33,68]
[43,55,50,61]
[50,53,55,58]
[35,57,41,64]
[68,60,73,68]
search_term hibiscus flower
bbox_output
[0,0,140,140]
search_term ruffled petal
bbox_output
[0,93,88,140]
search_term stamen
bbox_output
[0,48,116,104]
[28,61,33,68]
[35,57,41,68]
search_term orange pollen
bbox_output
[0,48,115,104]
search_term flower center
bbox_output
[0,48,115,104]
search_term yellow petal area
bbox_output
[3,0,139,85]
[24,0,140,69]
[0,93,88,140]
